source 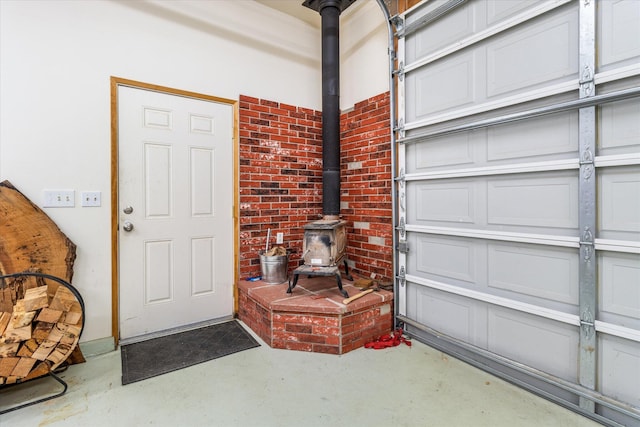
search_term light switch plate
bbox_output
[81,191,101,207]
[43,190,75,207]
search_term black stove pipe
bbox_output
[320,0,341,218]
[304,0,355,218]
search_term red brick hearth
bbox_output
[238,276,393,355]
[237,92,393,355]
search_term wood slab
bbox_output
[0,180,76,284]
[0,180,85,383]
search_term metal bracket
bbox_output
[394,117,404,134]
[391,15,405,37]
[398,217,406,239]
[393,61,405,82]
[579,65,595,97]
[580,149,595,181]
[397,241,409,253]
[397,168,405,187]
[580,226,594,262]
[397,265,406,287]
[580,149,594,165]
[580,308,595,339]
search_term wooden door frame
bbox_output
[109,76,239,343]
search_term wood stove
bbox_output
[287,218,352,298]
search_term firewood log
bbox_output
[10,357,37,378]
[22,286,49,311]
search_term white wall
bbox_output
[0,0,389,344]
[341,0,391,109]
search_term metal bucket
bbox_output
[259,251,289,284]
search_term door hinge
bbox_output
[579,65,595,97]
[396,265,406,288]
[579,227,594,262]
[397,217,406,239]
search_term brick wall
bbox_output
[239,92,392,282]
[340,93,393,282]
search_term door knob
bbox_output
[122,221,134,232]
[123,205,134,214]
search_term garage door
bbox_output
[393,1,639,425]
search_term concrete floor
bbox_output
[1,321,601,427]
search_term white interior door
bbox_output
[118,85,234,342]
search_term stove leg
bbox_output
[343,259,353,281]
[287,273,299,294]
[335,272,348,298]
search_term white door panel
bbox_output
[599,251,640,328]
[599,334,640,408]
[598,0,640,69]
[118,86,233,341]
[405,3,578,124]
[486,306,579,381]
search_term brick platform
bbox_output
[238,276,393,355]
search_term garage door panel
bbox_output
[487,111,579,161]
[486,0,537,26]
[407,110,578,174]
[486,9,578,98]
[406,0,569,63]
[412,180,479,224]
[599,334,640,408]
[488,243,578,305]
[598,0,640,69]
[408,234,579,314]
[413,235,482,285]
[410,132,477,171]
[409,51,478,119]
[599,252,640,326]
[599,98,640,155]
[405,4,578,124]
[412,284,487,347]
[488,307,579,381]
[409,173,579,234]
[407,2,475,63]
[598,166,640,239]
[488,172,578,229]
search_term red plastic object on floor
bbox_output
[364,328,412,349]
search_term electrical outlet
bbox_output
[276,232,284,244]
[43,190,75,207]
[81,191,102,207]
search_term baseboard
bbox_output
[78,336,116,357]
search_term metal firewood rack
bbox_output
[0,272,85,414]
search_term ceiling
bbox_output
[254,0,321,28]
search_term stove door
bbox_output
[303,231,333,266]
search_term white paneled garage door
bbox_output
[392,1,639,425]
